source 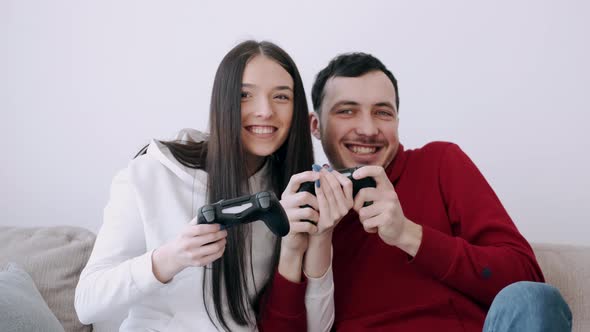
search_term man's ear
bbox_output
[309,112,322,140]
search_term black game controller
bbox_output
[296,166,377,224]
[197,191,290,237]
[297,166,377,198]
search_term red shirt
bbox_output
[331,142,544,331]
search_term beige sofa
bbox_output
[0,226,588,332]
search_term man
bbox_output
[308,52,572,331]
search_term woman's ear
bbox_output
[309,112,321,140]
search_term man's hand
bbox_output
[352,166,422,256]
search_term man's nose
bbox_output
[354,115,379,137]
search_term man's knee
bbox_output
[487,281,572,330]
[494,281,567,310]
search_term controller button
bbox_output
[257,192,271,209]
[202,206,216,222]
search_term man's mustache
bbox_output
[345,136,387,145]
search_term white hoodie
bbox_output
[75,129,334,331]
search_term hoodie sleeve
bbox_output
[304,264,335,332]
[74,168,166,324]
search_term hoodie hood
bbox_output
[144,128,271,194]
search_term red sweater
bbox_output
[331,142,544,331]
[258,271,309,331]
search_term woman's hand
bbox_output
[303,166,353,278]
[313,166,354,236]
[279,171,321,256]
[152,220,227,283]
[278,171,320,282]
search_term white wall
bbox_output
[1,0,588,245]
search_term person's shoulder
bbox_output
[128,140,167,175]
[126,129,209,186]
[108,146,165,191]
[405,141,470,166]
[409,141,458,157]
[173,128,209,143]
[137,128,208,164]
[421,141,457,152]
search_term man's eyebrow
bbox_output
[329,100,360,112]
[374,102,396,109]
[333,100,360,107]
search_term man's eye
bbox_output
[376,110,393,117]
[337,109,353,115]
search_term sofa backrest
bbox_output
[0,226,95,332]
[1,227,587,332]
[532,243,590,332]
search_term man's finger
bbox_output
[353,187,379,211]
[358,201,382,222]
[352,166,389,188]
[359,215,382,233]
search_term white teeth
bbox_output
[349,145,377,154]
[249,126,275,134]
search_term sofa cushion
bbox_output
[532,243,590,332]
[0,262,65,332]
[0,226,96,332]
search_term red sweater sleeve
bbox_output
[257,270,308,332]
[410,143,544,306]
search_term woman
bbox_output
[75,40,336,331]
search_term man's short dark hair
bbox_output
[311,52,399,114]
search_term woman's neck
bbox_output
[245,154,267,177]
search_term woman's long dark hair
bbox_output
[138,40,314,330]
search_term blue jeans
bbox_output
[483,281,572,332]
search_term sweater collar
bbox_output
[384,143,408,184]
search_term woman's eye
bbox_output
[274,94,290,101]
[241,91,251,99]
